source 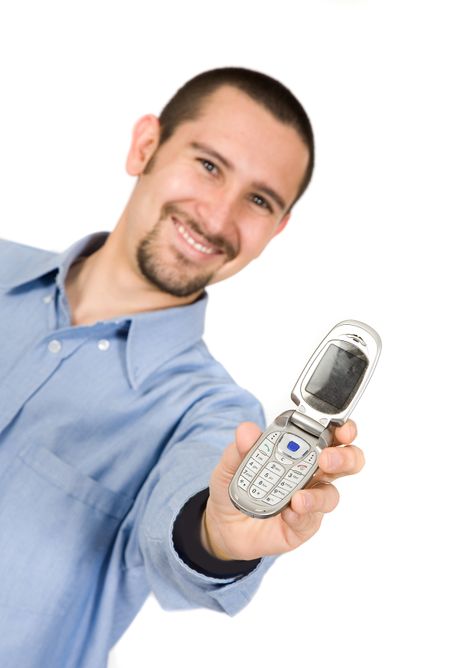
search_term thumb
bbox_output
[218,422,262,479]
[209,422,263,512]
[235,421,263,458]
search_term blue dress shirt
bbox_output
[0,233,276,667]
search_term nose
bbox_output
[195,186,238,237]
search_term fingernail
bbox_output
[326,450,343,471]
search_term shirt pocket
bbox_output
[0,444,134,617]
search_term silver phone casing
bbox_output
[290,319,382,428]
[228,320,381,519]
[228,410,333,519]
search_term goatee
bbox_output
[136,204,237,298]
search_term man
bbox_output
[0,68,362,667]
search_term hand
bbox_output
[202,420,364,561]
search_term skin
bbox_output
[203,420,363,560]
[64,84,365,561]
[65,86,305,323]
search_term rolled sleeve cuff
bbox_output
[172,487,261,579]
[139,476,277,616]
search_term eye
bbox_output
[198,158,219,175]
[251,194,273,212]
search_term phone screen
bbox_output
[305,344,368,411]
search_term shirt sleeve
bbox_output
[137,383,278,616]
[172,487,261,578]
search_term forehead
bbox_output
[170,86,309,203]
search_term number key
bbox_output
[247,457,262,473]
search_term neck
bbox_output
[64,231,201,326]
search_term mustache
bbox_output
[162,203,238,260]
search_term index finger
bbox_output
[332,419,357,446]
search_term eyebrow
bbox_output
[190,141,287,211]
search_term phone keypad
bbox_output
[264,494,282,505]
[260,469,280,484]
[249,486,266,499]
[285,470,304,484]
[272,486,289,499]
[238,476,250,490]
[254,450,269,465]
[247,458,262,473]
[275,452,295,465]
[266,461,285,476]
[277,478,296,491]
[241,467,255,482]
[303,451,317,466]
[291,451,317,475]
[258,438,276,456]
[239,430,319,509]
[253,476,273,492]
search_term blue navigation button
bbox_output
[287,441,300,452]
[277,433,310,459]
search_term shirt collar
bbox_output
[1,231,208,391]
[125,293,207,391]
[0,232,109,290]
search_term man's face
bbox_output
[125,85,310,298]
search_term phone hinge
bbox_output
[289,409,327,438]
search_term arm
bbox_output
[137,388,363,613]
[136,386,278,616]
[172,487,261,576]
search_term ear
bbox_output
[272,212,291,238]
[125,114,161,176]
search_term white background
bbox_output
[1,1,448,666]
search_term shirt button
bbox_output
[42,295,53,304]
[48,339,62,354]
[98,339,110,351]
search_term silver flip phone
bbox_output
[229,320,382,519]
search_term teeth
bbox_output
[177,222,216,255]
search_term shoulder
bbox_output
[0,237,56,259]
[175,340,267,428]
[0,238,59,287]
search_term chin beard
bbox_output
[136,233,216,298]
[135,202,237,298]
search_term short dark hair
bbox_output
[156,67,315,209]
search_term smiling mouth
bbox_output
[172,217,224,256]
